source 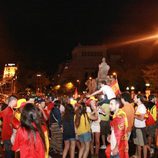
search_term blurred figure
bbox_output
[146,94,157,156]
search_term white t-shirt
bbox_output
[134,103,146,128]
[100,85,116,100]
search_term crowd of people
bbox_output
[0,80,158,158]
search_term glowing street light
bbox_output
[36,74,42,77]
[131,86,135,90]
[76,80,80,83]
[112,72,117,79]
[145,83,151,99]
[126,87,130,91]
[65,82,74,90]
[54,84,61,90]
[145,83,150,87]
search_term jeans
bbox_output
[110,154,120,158]
[3,140,14,158]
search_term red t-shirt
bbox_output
[12,127,45,158]
[0,107,14,141]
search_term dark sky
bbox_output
[1,0,158,74]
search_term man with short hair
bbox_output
[106,97,129,158]
[133,94,147,158]
[0,95,17,158]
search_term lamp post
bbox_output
[112,72,117,79]
[76,79,80,93]
[36,74,42,94]
[130,86,135,99]
[126,86,130,91]
[145,83,150,100]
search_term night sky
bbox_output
[1,0,158,74]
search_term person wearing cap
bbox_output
[0,95,17,158]
[11,98,27,144]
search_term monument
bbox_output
[85,57,110,93]
[97,57,110,82]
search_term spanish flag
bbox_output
[110,79,121,96]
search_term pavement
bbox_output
[0,139,157,158]
[49,140,135,158]
[48,139,158,158]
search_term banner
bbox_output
[110,79,121,96]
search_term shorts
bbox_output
[91,123,100,133]
[133,127,147,146]
[146,125,156,138]
[63,136,76,141]
[110,154,120,158]
[78,132,91,142]
[100,120,110,135]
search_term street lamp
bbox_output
[145,83,150,100]
[36,74,42,94]
[65,82,74,90]
[131,86,135,90]
[76,80,80,83]
[130,86,135,99]
[112,72,117,79]
[126,86,130,91]
[145,83,150,88]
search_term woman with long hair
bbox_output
[62,103,76,158]
[12,103,48,158]
[75,102,98,158]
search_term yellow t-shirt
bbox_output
[99,103,110,121]
[75,113,91,135]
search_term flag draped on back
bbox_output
[110,79,121,96]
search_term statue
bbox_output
[91,78,97,93]
[97,57,110,81]
[85,78,97,94]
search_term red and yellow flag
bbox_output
[110,79,121,96]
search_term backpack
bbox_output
[145,105,156,126]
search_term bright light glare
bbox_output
[107,33,158,48]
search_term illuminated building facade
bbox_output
[3,63,17,80]
[0,63,18,94]
[54,44,107,88]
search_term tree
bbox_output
[142,63,158,93]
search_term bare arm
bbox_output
[135,113,145,121]
[88,110,98,121]
[87,89,102,97]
